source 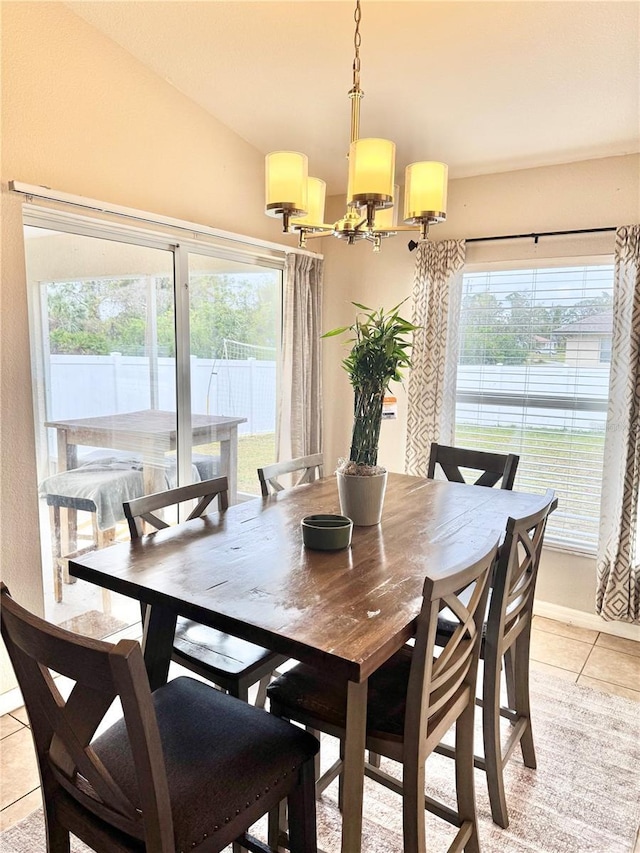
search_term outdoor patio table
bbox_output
[45,409,247,501]
[69,473,548,853]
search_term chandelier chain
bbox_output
[352,0,362,90]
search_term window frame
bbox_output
[455,253,614,557]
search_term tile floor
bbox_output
[1,616,639,845]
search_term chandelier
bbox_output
[264,0,448,252]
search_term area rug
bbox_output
[2,670,638,852]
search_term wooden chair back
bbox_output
[123,476,229,539]
[405,536,499,759]
[257,454,324,497]
[487,490,555,657]
[427,442,519,489]
[0,583,174,851]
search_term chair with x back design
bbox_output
[427,442,520,490]
[123,477,287,708]
[0,583,318,853]
[257,454,324,497]
[435,490,556,828]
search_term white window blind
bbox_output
[454,262,614,553]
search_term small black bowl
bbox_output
[301,514,353,551]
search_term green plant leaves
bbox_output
[322,299,419,465]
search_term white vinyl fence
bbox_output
[48,355,609,435]
[48,353,277,434]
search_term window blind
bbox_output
[454,263,614,553]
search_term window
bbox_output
[25,211,283,625]
[455,262,614,553]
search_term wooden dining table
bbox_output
[69,472,551,853]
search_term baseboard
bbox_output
[534,600,640,641]
[0,685,24,717]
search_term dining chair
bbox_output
[123,477,287,708]
[0,583,318,853]
[257,453,324,497]
[435,490,556,828]
[267,535,500,853]
[427,442,520,489]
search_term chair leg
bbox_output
[255,674,271,709]
[483,651,510,828]
[455,701,480,853]
[43,803,71,853]
[305,728,321,785]
[60,507,77,586]
[230,682,250,704]
[402,743,427,853]
[514,631,536,769]
[337,738,345,812]
[267,799,287,851]
[287,759,318,853]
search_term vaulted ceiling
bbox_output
[67,1,640,194]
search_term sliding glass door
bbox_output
[187,252,281,500]
[25,215,283,633]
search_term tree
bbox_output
[46,273,279,359]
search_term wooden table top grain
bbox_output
[69,473,550,683]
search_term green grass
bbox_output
[236,432,276,494]
[194,433,276,496]
[455,424,606,547]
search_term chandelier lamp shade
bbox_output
[264,0,448,252]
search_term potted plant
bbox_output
[323,301,417,525]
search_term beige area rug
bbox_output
[2,671,639,852]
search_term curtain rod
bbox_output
[408,226,616,251]
[9,180,323,260]
[465,226,617,244]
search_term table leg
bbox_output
[340,679,368,853]
[220,431,239,504]
[141,605,177,690]
[56,430,78,586]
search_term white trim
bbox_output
[463,254,613,274]
[11,180,323,260]
[533,600,640,641]
[0,685,24,717]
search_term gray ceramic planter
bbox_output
[336,469,388,526]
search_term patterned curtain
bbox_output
[405,240,466,476]
[596,225,640,623]
[277,252,324,463]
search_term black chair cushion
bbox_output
[92,676,319,851]
[267,648,418,741]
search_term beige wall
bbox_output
[1,1,638,700]
[0,1,291,693]
[321,152,640,616]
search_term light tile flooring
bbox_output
[1,616,639,844]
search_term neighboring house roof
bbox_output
[554,311,613,335]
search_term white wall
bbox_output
[321,153,640,619]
